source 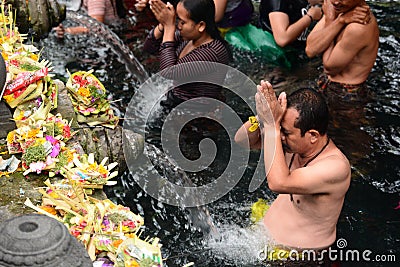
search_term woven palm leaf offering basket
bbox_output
[24,178,163,267]
[66,70,119,129]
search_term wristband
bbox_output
[248,116,259,132]
[306,14,313,23]
[157,24,164,33]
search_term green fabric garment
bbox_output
[224,24,292,68]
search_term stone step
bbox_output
[0,101,16,139]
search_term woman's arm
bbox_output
[143,26,165,54]
[214,0,228,23]
[144,0,177,54]
[269,5,322,47]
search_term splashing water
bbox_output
[206,222,272,266]
[143,143,219,236]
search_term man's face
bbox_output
[329,0,361,14]
[280,108,307,154]
[176,3,199,41]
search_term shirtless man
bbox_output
[306,0,379,86]
[235,81,351,249]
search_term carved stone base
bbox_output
[0,214,92,267]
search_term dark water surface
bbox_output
[36,1,399,266]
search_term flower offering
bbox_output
[60,153,118,187]
[24,179,164,267]
[66,70,119,129]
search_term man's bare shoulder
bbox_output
[299,146,350,178]
[344,15,379,40]
[317,147,351,184]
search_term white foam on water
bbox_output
[205,222,273,265]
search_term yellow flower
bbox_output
[67,149,76,163]
[29,53,39,61]
[125,259,140,267]
[48,191,60,199]
[6,131,15,143]
[98,164,108,175]
[1,51,8,60]
[78,87,90,97]
[15,112,25,120]
[39,205,58,215]
[124,233,136,238]
[112,239,123,248]
[3,94,14,102]
[27,128,40,139]
[88,163,98,172]
[35,138,46,145]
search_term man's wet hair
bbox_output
[287,88,329,136]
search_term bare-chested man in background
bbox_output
[306,0,379,98]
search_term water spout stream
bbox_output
[66,11,149,84]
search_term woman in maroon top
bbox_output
[144,0,231,109]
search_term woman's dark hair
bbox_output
[180,0,223,41]
[287,88,329,136]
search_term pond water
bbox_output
[35,1,399,266]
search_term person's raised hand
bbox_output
[149,0,175,27]
[322,0,336,23]
[308,5,323,21]
[54,23,65,39]
[255,80,286,128]
[135,0,149,12]
[339,5,371,25]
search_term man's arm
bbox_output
[264,126,349,195]
[254,81,287,188]
[306,1,371,58]
[256,81,350,195]
[305,16,343,58]
[234,121,262,150]
[322,23,368,76]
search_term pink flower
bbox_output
[49,143,60,157]
[98,237,112,246]
[46,156,55,165]
[46,135,58,145]
[29,162,47,173]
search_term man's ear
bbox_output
[198,21,206,32]
[308,130,320,144]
